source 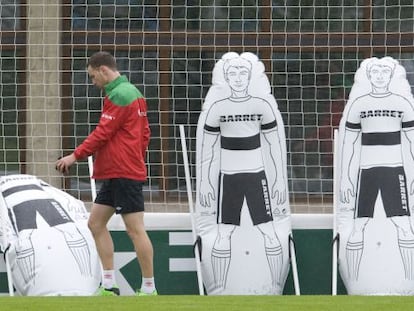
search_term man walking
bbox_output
[56,51,157,296]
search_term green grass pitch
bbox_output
[1,295,414,311]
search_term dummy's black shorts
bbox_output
[95,178,145,214]
[356,166,410,218]
[218,171,273,226]
[13,199,73,231]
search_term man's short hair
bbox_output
[87,51,117,70]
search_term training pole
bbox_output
[289,235,301,295]
[179,124,205,295]
[332,129,339,295]
[88,156,97,201]
[0,195,14,296]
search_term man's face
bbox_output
[225,66,250,92]
[368,64,393,89]
[87,65,108,89]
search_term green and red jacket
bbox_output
[74,75,150,181]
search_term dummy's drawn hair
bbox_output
[347,56,413,105]
[223,55,252,77]
[203,52,274,111]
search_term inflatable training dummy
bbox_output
[0,174,101,296]
[336,57,414,295]
[195,52,292,295]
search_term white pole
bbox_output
[332,129,339,295]
[5,251,14,296]
[88,156,97,201]
[0,195,14,296]
[289,235,301,295]
[179,125,205,295]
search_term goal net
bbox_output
[1,1,414,213]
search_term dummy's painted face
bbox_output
[225,66,251,92]
[368,64,393,89]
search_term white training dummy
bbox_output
[336,56,414,294]
[195,52,292,295]
[0,174,101,296]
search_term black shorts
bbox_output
[356,166,410,218]
[13,199,73,231]
[218,171,273,226]
[95,178,145,214]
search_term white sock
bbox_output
[102,269,117,289]
[140,277,156,293]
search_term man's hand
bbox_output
[55,153,77,174]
